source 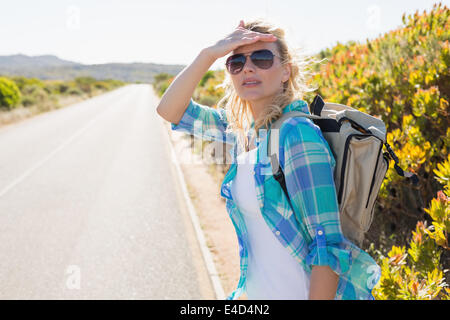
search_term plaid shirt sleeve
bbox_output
[170,98,236,145]
[279,117,380,299]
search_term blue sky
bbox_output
[0,0,446,70]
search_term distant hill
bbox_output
[0,54,80,69]
[0,54,185,83]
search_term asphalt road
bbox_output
[0,84,214,299]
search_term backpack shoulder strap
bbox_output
[267,111,324,213]
[268,111,323,175]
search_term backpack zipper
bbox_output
[365,144,383,208]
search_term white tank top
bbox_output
[231,148,310,300]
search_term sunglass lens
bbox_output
[251,49,274,69]
[226,54,245,74]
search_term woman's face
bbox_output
[228,40,291,104]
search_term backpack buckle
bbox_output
[384,142,419,185]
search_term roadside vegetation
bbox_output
[0,76,125,127]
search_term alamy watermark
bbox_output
[172,119,277,175]
[366,5,381,31]
[65,265,81,290]
[66,5,81,30]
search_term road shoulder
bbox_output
[163,120,247,300]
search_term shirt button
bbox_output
[318,230,324,236]
[275,230,280,236]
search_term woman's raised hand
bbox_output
[205,20,278,60]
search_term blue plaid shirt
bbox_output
[170,98,381,300]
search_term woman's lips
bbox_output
[242,82,261,88]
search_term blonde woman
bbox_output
[157,19,380,300]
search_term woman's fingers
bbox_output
[260,34,278,41]
[242,33,277,42]
[241,30,277,40]
[234,21,277,41]
[256,32,277,39]
[206,21,278,59]
[235,35,277,49]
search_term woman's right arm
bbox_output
[155,48,216,125]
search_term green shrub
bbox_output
[152,73,174,97]
[57,83,70,94]
[20,96,36,107]
[74,76,96,95]
[0,77,21,109]
[198,94,218,107]
[21,84,49,106]
[94,81,110,90]
[373,154,450,299]
[11,76,44,91]
[153,73,172,83]
[102,79,125,88]
[67,87,83,96]
[199,70,215,87]
[43,80,69,95]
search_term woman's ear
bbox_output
[282,63,291,83]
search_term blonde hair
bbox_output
[216,18,320,151]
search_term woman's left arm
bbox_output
[309,265,339,300]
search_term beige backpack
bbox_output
[268,95,419,246]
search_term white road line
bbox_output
[158,116,226,300]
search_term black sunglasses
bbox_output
[225,49,280,75]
